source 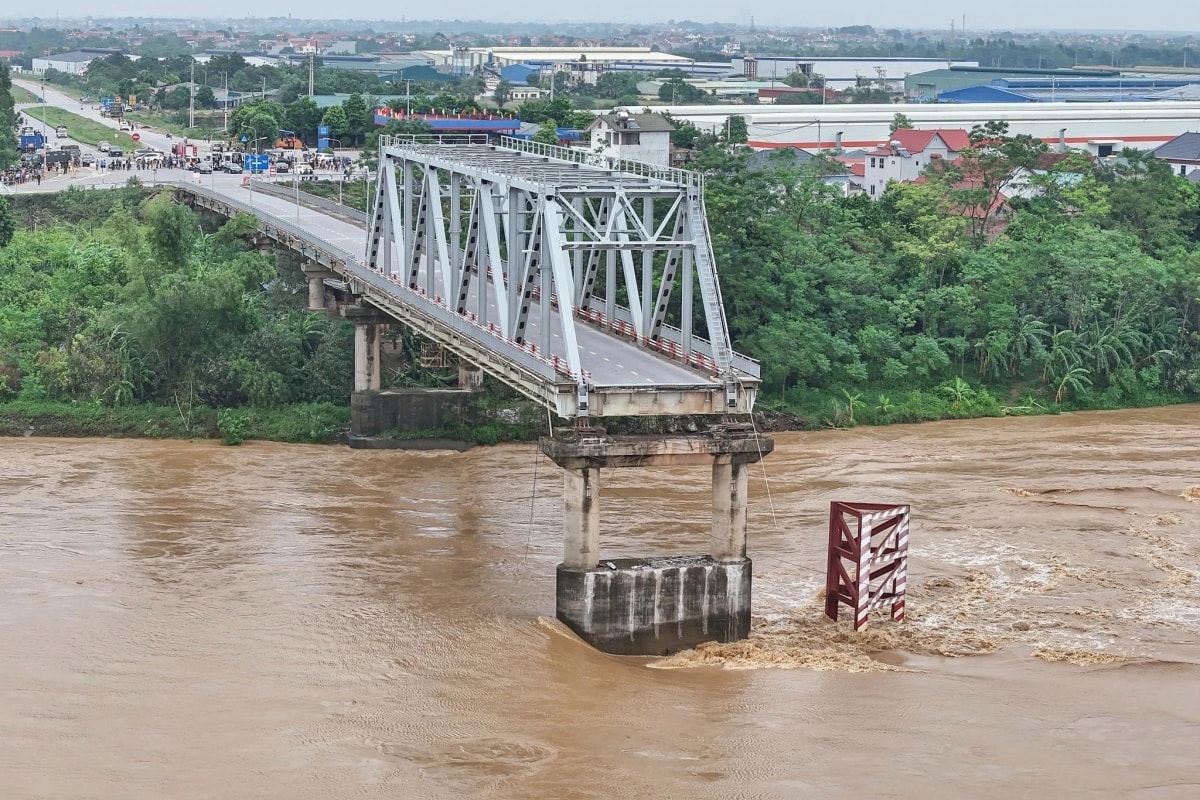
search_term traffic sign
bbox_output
[242,153,270,174]
[131,132,140,142]
[240,135,248,143]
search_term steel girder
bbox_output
[368,139,754,416]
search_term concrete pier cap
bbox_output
[541,424,774,655]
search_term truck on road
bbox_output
[19,126,46,152]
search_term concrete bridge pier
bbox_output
[542,427,774,656]
[458,360,485,389]
[354,323,382,392]
[302,265,337,312]
[344,302,483,444]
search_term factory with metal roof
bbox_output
[906,65,1200,103]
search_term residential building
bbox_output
[586,112,675,167]
[862,128,969,198]
[508,87,547,101]
[1152,131,1200,177]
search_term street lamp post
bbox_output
[245,125,258,208]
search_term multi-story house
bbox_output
[862,128,969,198]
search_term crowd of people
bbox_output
[1,166,43,186]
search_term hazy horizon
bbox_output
[4,5,1200,36]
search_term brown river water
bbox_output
[2,407,1199,799]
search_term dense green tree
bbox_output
[533,119,560,146]
[340,92,372,146]
[594,71,643,99]
[195,86,216,110]
[724,115,748,144]
[0,196,13,249]
[0,60,18,168]
[321,105,348,140]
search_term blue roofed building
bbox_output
[500,64,538,85]
[937,85,1038,103]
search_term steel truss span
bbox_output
[362,136,760,419]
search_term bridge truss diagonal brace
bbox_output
[824,502,911,631]
[367,149,591,412]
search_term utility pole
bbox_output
[223,72,229,132]
[308,52,314,98]
[189,60,195,129]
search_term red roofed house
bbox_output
[863,128,970,199]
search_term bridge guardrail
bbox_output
[247,179,368,224]
[496,136,704,191]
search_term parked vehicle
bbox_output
[274,130,306,150]
[18,126,45,152]
[44,150,75,167]
[222,162,243,174]
[55,125,68,138]
[81,153,95,166]
[97,141,111,154]
[197,162,214,174]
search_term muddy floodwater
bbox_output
[2,407,1199,798]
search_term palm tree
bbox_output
[840,389,865,424]
[1041,329,1080,384]
[1008,314,1048,376]
[942,376,972,409]
[1054,366,1092,404]
[1081,322,1134,381]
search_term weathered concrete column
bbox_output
[353,322,382,392]
[307,276,325,310]
[457,360,484,389]
[711,457,749,562]
[562,467,600,569]
[301,265,336,311]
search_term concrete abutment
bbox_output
[542,427,773,655]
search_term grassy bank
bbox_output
[0,402,350,445]
[772,379,1195,431]
[24,107,136,149]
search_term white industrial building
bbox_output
[731,56,978,92]
[31,49,130,75]
[623,101,1200,153]
[420,46,693,74]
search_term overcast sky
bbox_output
[17,6,1200,34]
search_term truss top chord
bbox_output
[379,137,703,193]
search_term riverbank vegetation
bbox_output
[0,184,548,445]
[697,127,1200,426]
[0,184,358,443]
